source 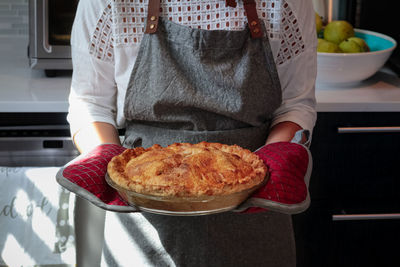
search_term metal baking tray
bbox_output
[105,173,268,216]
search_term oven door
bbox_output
[28,0,77,70]
[0,125,104,267]
[0,135,77,167]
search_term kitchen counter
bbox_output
[316,69,400,112]
[0,36,71,112]
[1,36,400,113]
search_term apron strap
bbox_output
[225,0,262,38]
[146,0,262,38]
[145,0,161,34]
[243,0,263,38]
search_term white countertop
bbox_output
[0,36,71,112]
[316,69,400,112]
[2,36,400,113]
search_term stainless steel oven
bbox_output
[0,113,105,267]
[28,0,78,77]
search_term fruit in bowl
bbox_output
[324,20,355,45]
[315,18,397,85]
[315,12,323,36]
[338,38,363,53]
[347,37,370,52]
[316,19,370,54]
[317,38,341,53]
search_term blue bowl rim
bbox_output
[317,28,397,56]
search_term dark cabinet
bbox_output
[293,112,400,267]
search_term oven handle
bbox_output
[0,125,70,130]
[332,213,400,221]
[337,126,400,133]
[42,0,52,53]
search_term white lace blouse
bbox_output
[68,0,317,137]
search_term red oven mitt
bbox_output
[56,144,138,212]
[57,131,312,214]
[234,132,312,214]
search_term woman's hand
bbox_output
[235,126,312,214]
[266,121,304,144]
[56,122,137,211]
[73,122,122,154]
[57,143,137,212]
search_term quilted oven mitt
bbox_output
[235,134,312,214]
[56,144,138,212]
[57,132,312,214]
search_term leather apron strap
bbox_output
[144,0,161,34]
[145,0,263,38]
[242,0,263,38]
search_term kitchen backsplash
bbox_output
[0,0,28,36]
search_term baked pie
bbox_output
[107,142,267,198]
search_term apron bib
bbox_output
[123,5,281,151]
[102,2,295,266]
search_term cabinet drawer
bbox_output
[294,112,400,267]
[309,112,400,204]
[330,218,400,267]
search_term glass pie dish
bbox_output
[105,172,268,216]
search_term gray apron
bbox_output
[101,2,296,266]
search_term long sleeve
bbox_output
[271,0,317,133]
[67,0,118,137]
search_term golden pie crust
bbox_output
[107,142,267,197]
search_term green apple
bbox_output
[317,38,342,53]
[347,37,370,52]
[339,39,362,53]
[323,20,355,44]
[315,12,323,35]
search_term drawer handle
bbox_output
[332,213,400,221]
[337,127,400,133]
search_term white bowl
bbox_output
[316,29,397,85]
